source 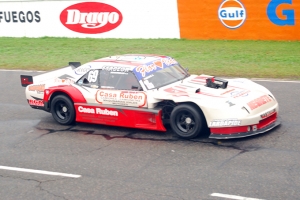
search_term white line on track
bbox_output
[252,79,300,83]
[0,69,46,72]
[211,193,265,200]
[0,165,81,178]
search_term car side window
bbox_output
[100,70,142,90]
[77,69,100,89]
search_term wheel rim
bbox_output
[175,110,196,133]
[54,100,70,120]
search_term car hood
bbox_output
[151,75,277,115]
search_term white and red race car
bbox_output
[21,54,280,139]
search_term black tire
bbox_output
[50,95,75,125]
[170,104,203,139]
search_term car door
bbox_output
[95,69,147,108]
[73,69,165,130]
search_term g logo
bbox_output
[267,0,295,26]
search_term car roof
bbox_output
[73,54,179,81]
[83,54,172,71]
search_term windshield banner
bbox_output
[133,57,178,80]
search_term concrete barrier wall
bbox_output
[0,0,298,40]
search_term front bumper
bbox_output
[209,114,281,139]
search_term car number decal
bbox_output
[88,70,99,83]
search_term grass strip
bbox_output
[0,37,299,79]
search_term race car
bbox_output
[20,54,280,139]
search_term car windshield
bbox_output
[141,64,189,89]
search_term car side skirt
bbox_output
[74,103,166,131]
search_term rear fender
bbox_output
[44,85,86,111]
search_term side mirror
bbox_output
[131,85,139,90]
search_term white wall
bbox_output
[0,0,180,38]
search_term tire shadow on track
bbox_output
[32,115,286,152]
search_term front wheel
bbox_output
[170,104,203,139]
[50,95,75,125]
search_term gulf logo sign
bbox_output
[60,2,123,34]
[218,0,246,29]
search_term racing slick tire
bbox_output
[170,104,203,139]
[51,95,75,125]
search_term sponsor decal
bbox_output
[267,0,295,26]
[134,58,177,80]
[221,89,235,95]
[0,11,40,23]
[231,90,249,98]
[164,87,189,97]
[28,84,45,94]
[133,56,146,60]
[247,95,272,110]
[143,79,155,89]
[261,108,276,119]
[28,99,44,107]
[136,60,163,78]
[209,119,241,127]
[75,65,91,75]
[102,66,130,72]
[90,85,99,89]
[60,2,123,34]
[54,78,74,84]
[225,100,235,107]
[218,0,246,29]
[189,75,214,84]
[96,90,147,107]
[78,106,118,116]
[232,80,245,83]
[115,55,146,61]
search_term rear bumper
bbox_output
[29,101,50,112]
[209,115,281,139]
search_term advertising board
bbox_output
[177,0,300,40]
[0,0,180,38]
[0,0,298,40]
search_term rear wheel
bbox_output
[51,95,75,125]
[170,104,203,139]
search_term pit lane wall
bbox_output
[0,0,299,40]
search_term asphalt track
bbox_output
[1,70,300,200]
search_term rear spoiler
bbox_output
[20,62,81,87]
[20,75,34,87]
